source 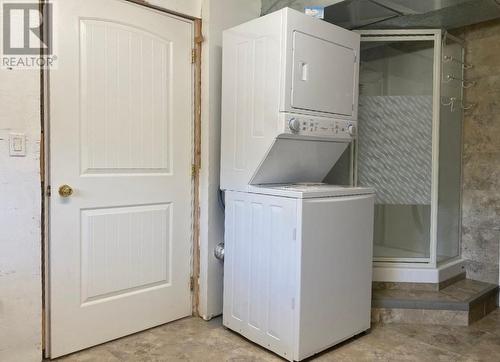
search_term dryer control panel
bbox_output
[281,113,356,139]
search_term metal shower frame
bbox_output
[355,29,464,271]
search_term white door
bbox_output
[49,0,193,357]
[291,31,356,116]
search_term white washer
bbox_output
[223,184,375,361]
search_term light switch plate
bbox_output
[9,133,26,156]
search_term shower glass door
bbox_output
[357,32,439,262]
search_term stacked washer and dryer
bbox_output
[220,8,375,361]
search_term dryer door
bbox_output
[291,31,357,117]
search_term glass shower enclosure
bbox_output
[356,30,464,275]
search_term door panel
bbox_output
[80,19,173,174]
[49,0,193,357]
[223,191,297,358]
[291,31,356,116]
[80,204,172,304]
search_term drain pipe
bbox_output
[215,188,225,261]
[214,242,225,261]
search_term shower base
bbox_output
[373,258,465,284]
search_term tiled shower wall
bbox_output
[461,19,500,284]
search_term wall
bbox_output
[198,0,261,320]
[461,19,500,285]
[147,0,202,17]
[0,69,42,361]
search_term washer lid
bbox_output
[248,183,375,199]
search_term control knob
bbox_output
[348,124,356,136]
[288,118,301,133]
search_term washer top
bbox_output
[247,183,375,199]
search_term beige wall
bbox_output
[148,0,202,17]
[461,19,500,285]
[0,69,42,361]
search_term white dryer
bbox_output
[223,184,374,361]
[220,7,360,192]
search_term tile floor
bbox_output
[58,309,500,361]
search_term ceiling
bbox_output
[322,0,500,29]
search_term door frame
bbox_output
[40,0,203,357]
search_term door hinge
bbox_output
[190,276,195,291]
[192,164,199,177]
[191,48,197,64]
[46,185,51,197]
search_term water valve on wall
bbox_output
[214,242,224,261]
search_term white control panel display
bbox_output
[281,114,356,139]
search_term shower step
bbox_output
[371,279,498,326]
[373,272,466,292]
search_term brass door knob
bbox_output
[58,184,74,197]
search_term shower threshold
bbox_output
[373,258,466,284]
